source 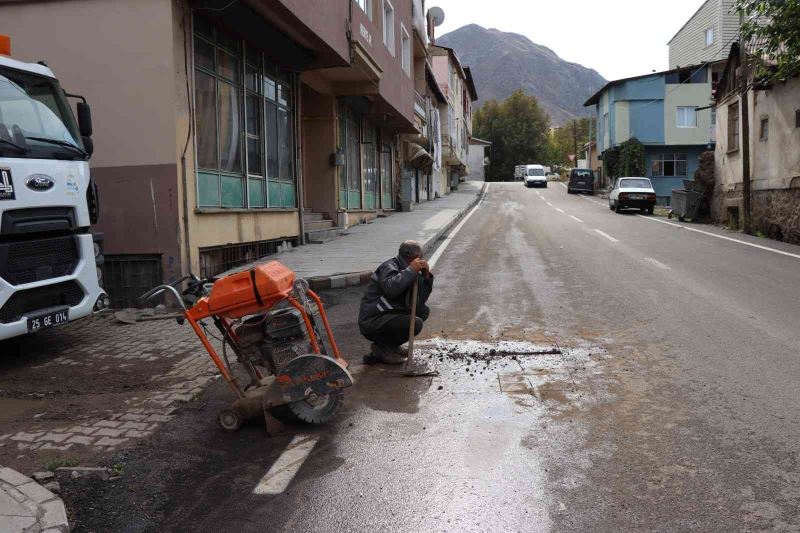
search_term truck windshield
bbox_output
[0,66,84,160]
[528,169,545,177]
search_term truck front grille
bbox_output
[0,281,85,323]
[0,236,79,285]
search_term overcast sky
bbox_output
[430,0,706,81]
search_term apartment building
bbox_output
[668,0,739,69]
[430,45,478,195]
[0,0,425,305]
[585,64,720,203]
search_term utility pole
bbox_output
[739,15,752,234]
[572,120,578,169]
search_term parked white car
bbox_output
[609,177,657,214]
[524,164,547,188]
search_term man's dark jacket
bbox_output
[358,256,434,334]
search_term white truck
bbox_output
[0,38,108,341]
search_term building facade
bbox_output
[713,44,800,243]
[430,45,477,195]
[585,65,720,203]
[467,138,491,182]
[668,0,739,69]
[0,0,439,305]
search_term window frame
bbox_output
[677,106,698,129]
[382,0,395,56]
[651,153,688,177]
[355,0,372,20]
[192,15,297,211]
[728,102,740,153]
[705,27,714,47]
[400,24,411,77]
[759,117,769,142]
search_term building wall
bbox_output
[629,100,665,144]
[614,101,630,144]
[0,0,185,281]
[664,81,714,145]
[467,144,487,181]
[300,84,338,220]
[715,78,800,239]
[668,0,719,68]
[645,145,705,201]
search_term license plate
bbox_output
[629,194,645,200]
[27,308,69,333]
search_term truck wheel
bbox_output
[286,390,342,425]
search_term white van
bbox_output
[524,164,547,188]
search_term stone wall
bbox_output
[713,185,800,244]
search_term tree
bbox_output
[619,138,645,177]
[736,0,800,83]
[472,90,551,181]
[546,118,592,168]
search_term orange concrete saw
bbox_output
[140,262,353,435]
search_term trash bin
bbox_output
[669,188,702,222]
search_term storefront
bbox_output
[193,16,298,210]
[337,100,395,214]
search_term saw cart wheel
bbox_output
[286,390,343,425]
[218,409,243,432]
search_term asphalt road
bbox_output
[62,182,800,532]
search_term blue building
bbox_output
[584,65,719,204]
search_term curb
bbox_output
[307,183,487,292]
[0,466,69,533]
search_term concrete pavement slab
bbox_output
[0,466,69,532]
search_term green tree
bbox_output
[472,90,551,181]
[736,0,800,83]
[619,138,645,177]
[546,118,592,168]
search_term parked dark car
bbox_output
[567,168,594,195]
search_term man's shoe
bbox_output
[391,344,409,357]
[369,343,406,365]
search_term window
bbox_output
[760,117,769,141]
[651,154,688,177]
[355,0,372,19]
[194,16,296,209]
[728,103,740,151]
[677,106,698,128]
[400,24,411,77]
[705,28,714,47]
[382,0,395,55]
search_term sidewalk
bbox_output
[1,467,69,532]
[234,182,485,289]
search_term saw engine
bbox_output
[235,308,311,373]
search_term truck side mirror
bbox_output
[82,135,94,157]
[77,102,93,137]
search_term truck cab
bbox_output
[0,42,107,341]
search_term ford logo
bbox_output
[26,175,55,192]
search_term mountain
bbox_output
[437,24,607,126]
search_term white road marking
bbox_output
[253,435,320,495]
[594,229,620,243]
[428,184,490,269]
[539,196,547,201]
[559,182,568,189]
[637,215,800,261]
[644,257,670,270]
[570,215,584,223]
[546,202,553,207]
[555,208,565,213]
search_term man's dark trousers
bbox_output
[361,311,425,347]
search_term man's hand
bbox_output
[409,259,432,278]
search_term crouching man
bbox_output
[359,240,434,365]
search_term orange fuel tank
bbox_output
[206,261,296,319]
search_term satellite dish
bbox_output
[428,6,445,27]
